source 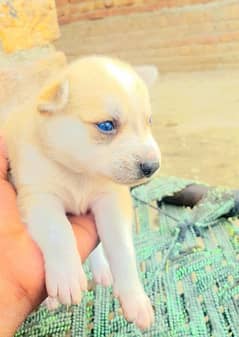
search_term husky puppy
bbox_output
[1,56,160,329]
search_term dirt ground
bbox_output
[151,70,239,189]
[55,16,239,189]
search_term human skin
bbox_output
[0,138,98,337]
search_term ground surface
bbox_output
[55,15,239,189]
[151,70,239,189]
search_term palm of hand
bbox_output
[0,138,98,334]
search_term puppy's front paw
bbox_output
[114,284,154,330]
[45,250,87,306]
[44,296,60,311]
[91,258,113,287]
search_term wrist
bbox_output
[0,235,45,337]
[0,278,44,337]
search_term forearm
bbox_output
[0,214,98,337]
[0,283,44,337]
[0,236,45,337]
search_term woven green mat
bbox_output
[15,177,239,337]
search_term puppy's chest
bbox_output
[14,144,100,215]
[61,174,95,215]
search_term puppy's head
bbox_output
[37,56,160,185]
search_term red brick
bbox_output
[223,4,239,20]
[220,31,239,43]
[69,0,90,3]
[93,1,105,10]
[58,15,72,24]
[104,0,114,8]
[178,46,192,56]
[226,20,239,32]
[70,1,95,16]
[57,4,70,18]
[158,16,168,27]
[55,0,68,5]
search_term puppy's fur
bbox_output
[1,56,160,329]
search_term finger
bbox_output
[68,214,99,263]
[0,137,22,230]
[0,136,8,180]
[0,177,22,232]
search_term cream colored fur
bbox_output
[1,56,160,330]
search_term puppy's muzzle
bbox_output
[139,161,159,178]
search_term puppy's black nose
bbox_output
[139,161,159,178]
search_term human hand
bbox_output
[0,137,98,337]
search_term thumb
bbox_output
[0,137,8,180]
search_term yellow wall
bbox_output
[0,0,59,53]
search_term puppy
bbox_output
[1,56,160,329]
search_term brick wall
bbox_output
[56,0,219,24]
[1,1,238,72]
[55,0,239,72]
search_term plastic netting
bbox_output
[16,177,239,337]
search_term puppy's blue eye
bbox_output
[96,121,115,133]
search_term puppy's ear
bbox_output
[37,79,69,114]
[134,65,158,88]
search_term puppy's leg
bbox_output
[91,188,154,330]
[18,193,87,306]
[89,243,113,287]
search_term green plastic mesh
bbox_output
[15,177,239,337]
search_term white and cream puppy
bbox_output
[1,56,160,330]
